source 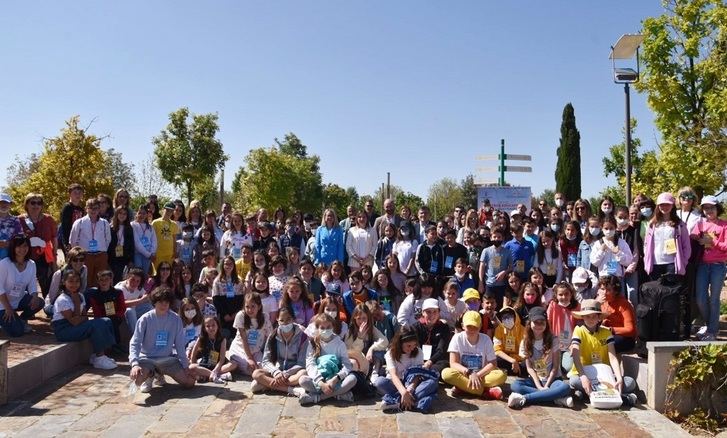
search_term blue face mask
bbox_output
[467,302,479,311]
[640,207,653,218]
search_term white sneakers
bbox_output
[554,396,575,408]
[153,374,167,386]
[89,354,117,370]
[140,377,154,393]
[250,380,266,393]
[507,392,526,409]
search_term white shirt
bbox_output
[653,223,676,265]
[393,240,419,276]
[0,258,37,309]
[385,348,424,379]
[677,210,702,233]
[220,230,253,259]
[447,331,496,371]
[52,292,84,322]
[115,280,145,301]
[131,221,158,258]
[345,227,376,267]
[69,216,112,253]
[396,294,450,327]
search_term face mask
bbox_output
[550,224,560,232]
[183,232,193,239]
[616,218,629,227]
[524,295,537,305]
[324,310,338,319]
[502,316,515,330]
[401,230,410,237]
[318,328,334,340]
[567,235,577,241]
[601,207,613,214]
[555,199,564,208]
[492,240,502,247]
[603,229,616,239]
[558,301,570,308]
[279,323,294,333]
[589,227,601,236]
[184,310,197,319]
[467,302,479,311]
[640,208,653,218]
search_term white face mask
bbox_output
[224,221,231,229]
[558,301,570,308]
[184,310,197,319]
[183,232,193,239]
[640,207,653,218]
[324,310,338,319]
[502,316,515,330]
[616,218,629,227]
[550,224,560,232]
[318,328,334,340]
[555,199,564,208]
[601,207,613,214]
[589,227,601,236]
[279,322,294,333]
[603,229,616,239]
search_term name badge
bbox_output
[182,246,192,262]
[272,289,283,303]
[225,282,235,298]
[422,344,432,361]
[505,336,515,351]
[444,256,454,269]
[232,246,242,259]
[590,352,602,364]
[140,235,152,252]
[567,254,577,268]
[546,263,556,276]
[381,297,392,313]
[492,255,502,268]
[88,239,99,252]
[155,331,169,348]
[515,260,525,273]
[185,328,197,342]
[534,358,548,378]
[210,350,220,364]
[10,282,25,297]
[606,260,619,275]
[664,239,677,255]
[104,301,116,316]
[429,260,439,273]
[115,245,124,257]
[461,354,483,371]
[247,329,259,347]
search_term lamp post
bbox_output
[610,34,644,206]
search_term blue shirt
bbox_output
[504,238,535,279]
[315,225,344,266]
[480,245,513,286]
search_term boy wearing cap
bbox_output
[151,203,178,271]
[442,311,506,399]
[412,298,451,375]
[568,299,637,405]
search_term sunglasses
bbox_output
[679,195,695,200]
[28,200,43,206]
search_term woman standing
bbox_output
[19,193,58,297]
[108,207,135,284]
[346,211,376,271]
[315,209,344,268]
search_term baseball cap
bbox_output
[571,267,590,284]
[422,298,439,311]
[462,311,482,329]
[462,288,480,302]
[528,306,547,322]
[163,202,176,210]
[0,194,12,203]
[656,192,675,205]
[701,195,719,206]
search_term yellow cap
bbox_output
[462,310,482,329]
[462,288,480,302]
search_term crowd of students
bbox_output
[0,184,725,413]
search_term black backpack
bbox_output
[635,274,684,356]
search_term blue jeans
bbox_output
[569,374,636,394]
[134,253,152,276]
[0,294,42,337]
[52,317,115,354]
[373,376,438,412]
[695,262,727,336]
[511,377,571,404]
[125,302,154,333]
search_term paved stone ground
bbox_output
[0,364,694,438]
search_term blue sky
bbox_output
[0,1,665,201]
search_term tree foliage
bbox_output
[554,103,581,201]
[460,174,478,210]
[4,116,116,217]
[322,183,357,219]
[427,178,463,220]
[533,189,556,210]
[600,119,649,205]
[131,154,178,204]
[152,107,228,204]
[635,0,727,196]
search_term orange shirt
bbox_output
[601,295,637,337]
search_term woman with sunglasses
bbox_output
[0,235,44,336]
[676,187,702,233]
[19,194,58,297]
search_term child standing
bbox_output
[229,292,273,376]
[508,307,573,409]
[176,223,195,267]
[212,256,244,338]
[443,281,468,329]
[190,316,235,383]
[391,223,418,277]
[546,283,579,372]
[513,282,544,326]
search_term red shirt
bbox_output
[601,295,637,337]
[19,213,58,264]
[86,287,126,320]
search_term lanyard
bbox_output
[90,220,97,240]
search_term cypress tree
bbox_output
[554,103,581,201]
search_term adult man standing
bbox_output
[373,199,401,241]
[415,206,436,244]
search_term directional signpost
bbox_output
[495,139,532,185]
[475,139,533,213]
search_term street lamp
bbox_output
[610,33,644,206]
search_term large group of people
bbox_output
[0,183,724,413]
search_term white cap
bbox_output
[701,195,719,206]
[0,194,12,204]
[572,267,590,284]
[422,298,439,311]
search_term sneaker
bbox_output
[90,355,117,370]
[298,393,320,405]
[213,377,227,384]
[153,374,167,386]
[335,391,354,403]
[220,372,233,382]
[701,333,717,342]
[624,393,638,406]
[451,387,467,397]
[554,396,574,408]
[140,376,154,393]
[507,392,525,409]
[573,389,584,401]
[22,321,32,334]
[292,387,307,398]
[485,386,503,400]
[696,325,708,337]
[250,380,266,393]
[381,401,400,412]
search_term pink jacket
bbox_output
[546,300,578,341]
[643,222,691,275]
[690,219,727,264]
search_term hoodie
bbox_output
[492,306,525,361]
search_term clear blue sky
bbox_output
[0,1,665,202]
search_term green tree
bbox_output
[4,116,115,217]
[131,154,178,205]
[635,0,727,196]
[600,119,650,206]
[460,174,478,210]
[276,133,323,213]
[152,107,228,204]
[427,178,463,220]
[275,133,308,159]
[395,191,425,213]
[106,148,136,194]
[322,183,355,219]
[554,103,581,201]
[533,189,556,210]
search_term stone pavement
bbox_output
[0,364,693,438]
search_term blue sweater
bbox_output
[315,225,344,266]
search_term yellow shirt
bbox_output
[152,218,178,258]
[235,259,251,282]
[568,325,614,377]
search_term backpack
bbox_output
[635,274,683,356]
